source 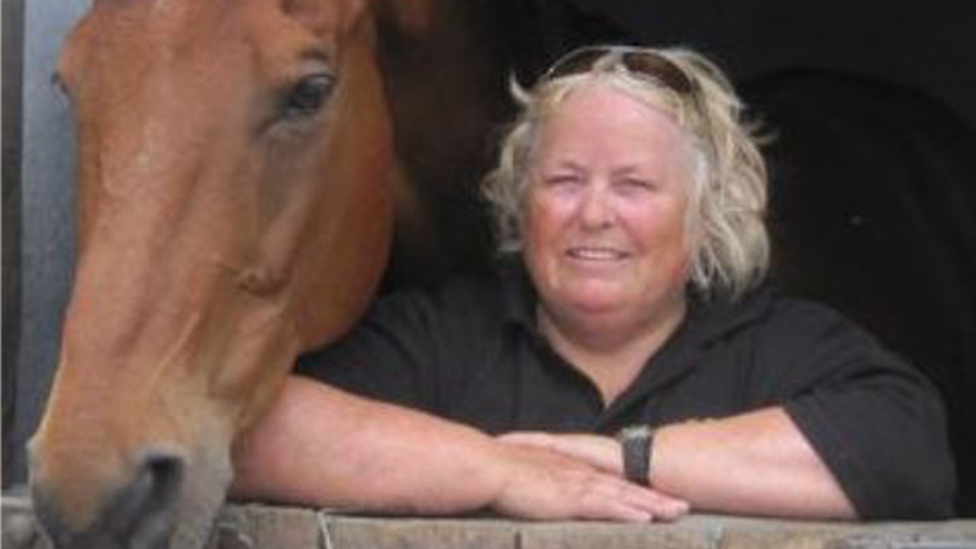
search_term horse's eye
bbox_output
[282,74,335,119]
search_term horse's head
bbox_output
[28,0,395,547]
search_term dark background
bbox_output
[524,1,976,128]
[0,0,23,488]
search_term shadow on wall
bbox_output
[744,69,976,517]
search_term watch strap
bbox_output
[617,425,654,485]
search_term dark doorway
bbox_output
[0,0,24,488]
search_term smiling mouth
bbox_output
[566,247,629,261]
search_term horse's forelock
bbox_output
[281,0,372,40]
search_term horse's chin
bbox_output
[167,446,234,549]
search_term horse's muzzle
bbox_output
[31,450,185,549]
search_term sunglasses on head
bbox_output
[541,45,698,98]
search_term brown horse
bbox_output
[27,0,515,548]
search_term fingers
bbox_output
[573,471,690,523]
[623,483,690,522]
[493,444,689,523]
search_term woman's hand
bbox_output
[495,433,689,521]
[502,409,857,520]
[499,432,623,474]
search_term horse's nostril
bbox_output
[105,450,185,548]
[142,452,184,505]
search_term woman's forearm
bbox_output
[230,376,685,521]
[231,376,507,514]
[503,407,856,519]
[651,407,856,519]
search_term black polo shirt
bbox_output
[296,263,956,520]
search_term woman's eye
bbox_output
[281,74,335,120]
[544,175,582,188]
[618,178,654,193]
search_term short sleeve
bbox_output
[295,277,501,415]
[757,299,956,519]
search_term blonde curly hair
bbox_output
[482,45,770,300]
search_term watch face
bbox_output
[619,425,653,441]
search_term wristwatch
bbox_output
[617,425,655,485]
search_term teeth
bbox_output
[568,247,625,260]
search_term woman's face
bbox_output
[523,82,694,336]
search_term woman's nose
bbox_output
[579,186,615,229]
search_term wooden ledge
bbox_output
[4,496,976,549]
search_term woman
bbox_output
[232,46,955,521]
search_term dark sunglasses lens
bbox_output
[545,48,696,98]
[620,53,694,95]
[546,48,609,79]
